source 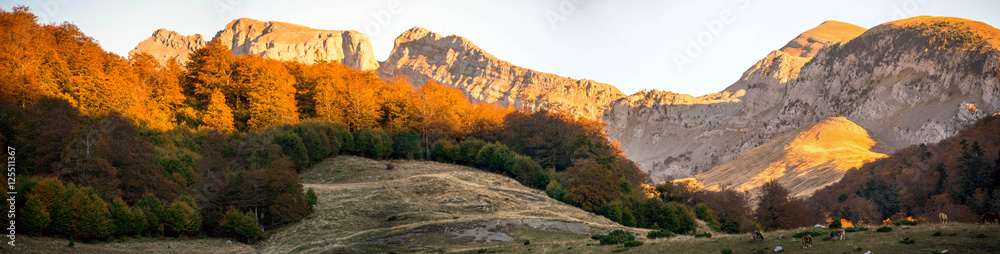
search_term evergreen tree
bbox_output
[305,188,318,211]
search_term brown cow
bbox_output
[983,212,1000,224]
[939,213,948,224]
[751,230,764,242]
[830,229,845,240]
[802,235,813,249]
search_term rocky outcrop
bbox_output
[130,18,379,70]
[378,27,625,119]
[690,117,888,198]
[605,17,1000,182]
[129,29,207,64]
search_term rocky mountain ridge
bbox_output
[377,27,626,119]
[131,16,1000,188]
[130,18,379,70]
[605,17,1000,182]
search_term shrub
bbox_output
[828,219,843,229]
[476,143,515,173]
[976,233,988,238]
[592,230,635,245]
[524,239,530,245]
[451,138,487,165]
[387,215,398,221]
[392,130,422,159]
[792,229,825,238]
[876,226,893,232]
[545,180,566,201]
[294,123,332,163]
[695,203,718,226]
[354,128,393,159]
[430,140,454,162]
[845,226,868,232]
[932,230,942,236]
[899,237,915,244]
[721,248,733,254]
[219,207,263,244]
[894,220,918,226]
[623,240,644,248]
[511,155,549,189]
[695,232,712,238]
[305,188,318,211]
[647,229,676,239]
[271,128,309,170]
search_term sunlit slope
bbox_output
[261,156,633,253]
[692,117,888,197]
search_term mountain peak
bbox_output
[863,16,1000,51]
[779,20,867,58]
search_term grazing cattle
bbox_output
[802,235,813,249]
[983,212,1000,224]
[830,229,845,240]
[939,213,948,224]
[752,230,764,242]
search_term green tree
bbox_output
[271,128,309,171]
[108,198,133,238]
[476,143,515,174]
[430,140,454,162]
[136,193,165,236]
[392,130,422,159]
[163,200,201,237]
[22,193,50,237]
[694,203,718,227]
[76,191,113,242]
[305,187,318,211]
[219,207,263,243]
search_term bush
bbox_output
[592,229,635,245]
[430,140,454,162]
[828,219,843,229]
[271,128,309,170]
[623,240,644,248]
[647,229,676,239]
[294,123,332,163]
[932,230,942,236]
[476,143,515,173]
[545,180,566,201]
[695,232,712,238]
[894,220,918,226]
[305,188,318,211]
[392,130,422,159]
[451,138,486,165]
[524,239,530,245]
[876,226,893,232]
[721,248,733,254]
[219,207,263,244]
[511,155,550,189]
[387,215,398,221]
[354,128,393,159]
[695,203,718,226]
[845,226,868,232]
[792,229,825,238]
[976,233,988,238]
[899,237,915,244]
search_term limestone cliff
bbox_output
[378,27,625,119]
[130,18,379,70]
[129,29,207,64]
[605,17,1000,182]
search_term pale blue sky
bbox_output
[4,0,998,96]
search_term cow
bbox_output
[802,235,813,249]
[983,212,1000,224]
[939,213,948,224]
[830,229,845,241]
[751,230,764,242]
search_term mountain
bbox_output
[130,18,379,70]
[377,27,626,119]
[605,17,1000,182]
[690,117,888,198]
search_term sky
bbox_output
[4,0,999,96]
